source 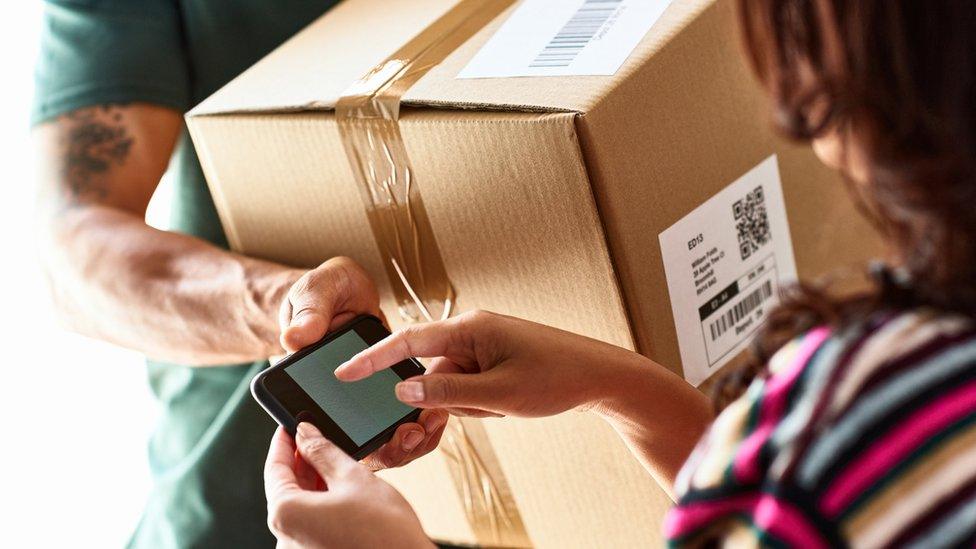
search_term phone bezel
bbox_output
[251,315,424,460]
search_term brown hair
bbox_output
[716,0,976,407]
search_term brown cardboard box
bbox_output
[186,0,881,546]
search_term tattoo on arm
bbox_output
[58,105,133,206]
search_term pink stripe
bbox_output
[733,328,832,482]
[665,493,827,548]
[753,496,828,549]
[821,380,976,516]
[664,493,753,537]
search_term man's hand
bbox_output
[277,256,384,353]
[264,424,434,549]
[33,102,444,465]
[276,256,448,470]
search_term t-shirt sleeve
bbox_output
[664,328,836,547]
[31,0,190,125]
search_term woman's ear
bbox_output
[812,132,844,171]
[813,130,870,185]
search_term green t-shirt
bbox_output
[33,1,338,547]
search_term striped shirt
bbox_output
[665,309,976,548]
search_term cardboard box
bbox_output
[187,0,881,546]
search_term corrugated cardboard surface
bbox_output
[577,0,880,371]
[190,0,714,116]
[189,110,634,345]
[187,0,882,546]
[188,109,670,546]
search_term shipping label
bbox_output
[458,0,674,79]
[659,156,798,386]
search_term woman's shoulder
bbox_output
[668,309,976,547]
[774,308,976,432]
[790,309,976,542]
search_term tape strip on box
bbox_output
[334,1,530,546]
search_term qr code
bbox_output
[733,186,770,260]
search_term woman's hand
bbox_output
[276,256,448,471]
[334,310,714,495]
[334,310,645,418]
[264,423,434,549]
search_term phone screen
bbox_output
[283,330,415,446]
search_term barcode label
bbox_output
[660,156,795,386]
[458,0,673,79]
[709,280,773,341]
[529,0,623,68]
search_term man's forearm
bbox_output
[590,356,714,499]
[40,204,303,365]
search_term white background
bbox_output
[2,5,162,546]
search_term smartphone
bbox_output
[251,315,424,460]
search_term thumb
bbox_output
[294,422,359,483]
[395,373,501,412]
[280,257,380,353]
[280,288,333,353]
[279,270,342,353]
[282,310,330,352]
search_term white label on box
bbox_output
[457,0,673,79]
[659,156,798,387]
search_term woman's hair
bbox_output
[715,0,976,408]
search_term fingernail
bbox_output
[402,430,424,452]
[396,381,425,403]
[296,422,319,440]
[335,359,367,382]
[333,361,352,378]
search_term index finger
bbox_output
[264,426,301,502]
[334,320,457,382]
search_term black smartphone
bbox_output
[251,315,424,460]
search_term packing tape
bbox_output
[441,417,530,547]
[335,1,530,546]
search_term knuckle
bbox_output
[339,256,369,279]
[287,273,314,302]
[290,305,317,320]
[359,352,378,374]
[326,255,356,270]
[267,497,297,536]
[456,310,495,348]
[398,324,423,338]
[325,256,367,291]
[433,377,459,403]
[459,309,496,331]
[371,452,396,471]
[299,438,333,460]
[459,309,485,323]
[395,327,422,355]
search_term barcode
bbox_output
[529,0,623,68]
[708,280,773,341]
